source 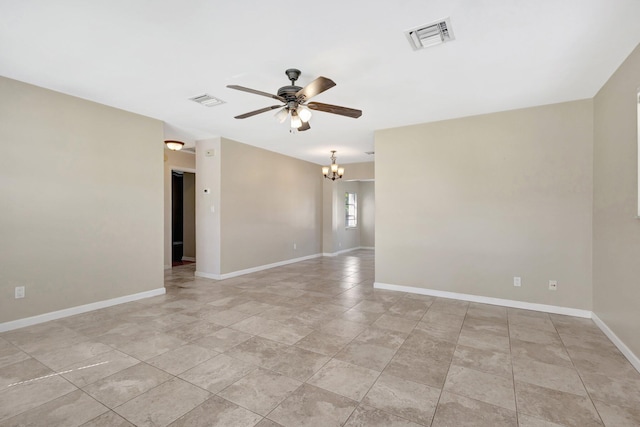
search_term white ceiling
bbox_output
[1,0,640,165]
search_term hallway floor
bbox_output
[1,250,639,426]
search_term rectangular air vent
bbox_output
[405,18,454,50]
[365,151,375,155]
[189,94,225,107]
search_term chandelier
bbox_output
[322,151,344,181]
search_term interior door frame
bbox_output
[169,166,196,266]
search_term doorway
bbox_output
[171,170,196,266]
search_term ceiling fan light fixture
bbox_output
[297,106,312,123]
[164,140,184,151]
[274,107,289,123]
[290,111,302,128]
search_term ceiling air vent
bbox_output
[189,94,225,107]
[365,151,375,155]
[405,18,454,50]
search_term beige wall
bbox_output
[163,149,195,268]
[375,100,594,310]
[593,44,640,357]
[360,181,375,248]
[183,172,196,259]
[220,138,322,273]
[0,76,164,324]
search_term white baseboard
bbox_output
[323,246,374,257]
[592,313,640,373]
[0,288,166,333]
[164,265,172,270]
[196,253,323,281]
[373,282,592,318]
[181,256,196,262]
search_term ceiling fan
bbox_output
[227,68,362,132]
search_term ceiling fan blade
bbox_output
[307,102,362,118]
[227,85,286,103]
[298,121,311,131]
[234,105,282,119]
[295,77,336,101]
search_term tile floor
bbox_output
[1,250,639,426]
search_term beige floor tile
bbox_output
[218,368,301,415]
[509,325,563,346]
[444,365,516,410]
[0,341,30,369]
[580,371,640,409]
[108,330,187,361]
[334,341,396,371]
[146,344,218,375]
[0,375,77,422]
[307,359,380,401]
[266,346,331,382]
[2,323,86,354]
[386,298,431,320]
[568,347,640,381]
[353,326,407,350]
[268,383,357,427]
[178,354,255,393]
[338,308,383,324]
[432,392,517,427]
[0,389,107,427]
[351,300,391,314]
[80,411,135,427]
[60,350,140,388]
[362,373,440,426]
[518,414,566,427]
[384,348,450,388]
[191,327,253,353]
[372,314,417,333]
[318,319,368,339]
[510,338,573,368]
[225,336,289,367]
[457,328,511,353]
[169,396,262,427]
[515,381,603,427]
[452,344,512,378]
[254,419,284,427]
[164,320,222,342]
[593,399,640,427]
[344,405,422,426]
[428,298,469,316]
[513,358,587,396]
[231,316,313,345]
[0,358,52,388]
[32,340,113,371]
[115,377,210,427]
[294,331,352,356]
[462,316,509,336]
[466,303,507,321]
[400,330,456,362]
[508,313,556,332]
[413,319,462,343]
[82,363,172,408]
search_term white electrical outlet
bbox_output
[513,277,521,287]
[15,286,25,299]
[293,243,297,250]
[549,280,558,291]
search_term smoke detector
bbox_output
[405,18,455,50]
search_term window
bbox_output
[345,192,357,228]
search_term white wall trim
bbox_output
[0,288,166,333]
[196,253,323,281]
[374,282,592,318]
[592,313,640,373]
[181,256,196,262]
[323,246,374,257]
[164,264,172,270]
